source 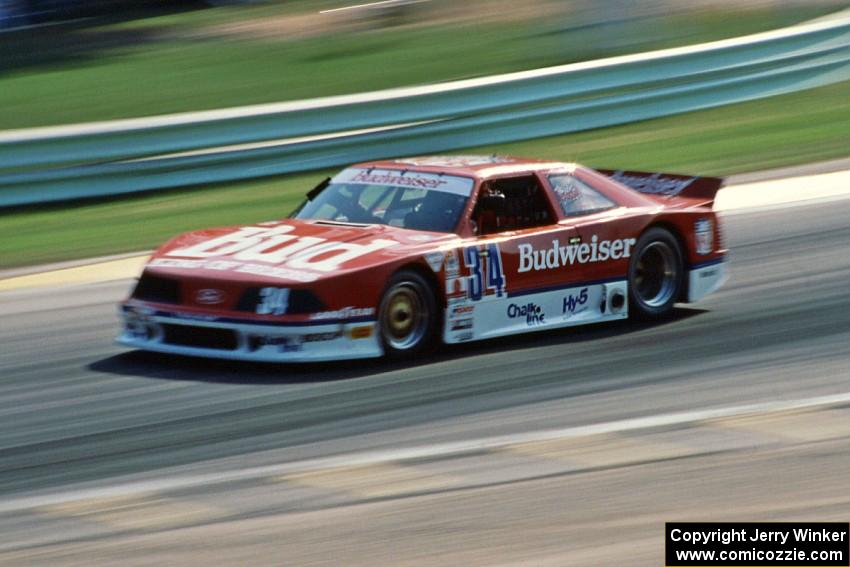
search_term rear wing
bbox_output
[597,169,724,208]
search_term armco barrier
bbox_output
[1,16,849,207]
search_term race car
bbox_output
[117,155,728,362]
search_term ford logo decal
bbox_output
[196,288,225,305]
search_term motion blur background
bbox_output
[1,0,849,266]
[1,2,850,565]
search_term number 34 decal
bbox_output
[463,243,506,301]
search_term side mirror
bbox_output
[306,177,331,201]
[478,193,506,213]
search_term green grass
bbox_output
[2,80,849,268]
[0,4,836,129]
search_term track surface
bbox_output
[5,437,850,565]
[1,198,849,563]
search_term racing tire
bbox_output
[377,270,438,359]
[628,227,684,319]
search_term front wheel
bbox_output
[628,227,684,319]
[378,271,438,359]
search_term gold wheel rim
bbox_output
[387,291,415,339]
[380,281,429,351]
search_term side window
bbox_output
[473,175,554,235]
[549,174,616,217]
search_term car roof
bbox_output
[350,155,578,180]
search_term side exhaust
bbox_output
[610,291,626,312]
[601,282,628,316]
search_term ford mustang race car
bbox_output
[118,155,728,362]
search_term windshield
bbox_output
[291,168,473,233]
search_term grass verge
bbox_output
[0,4,836,129]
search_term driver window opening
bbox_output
[548,174,616,217]
[472,175,554,236]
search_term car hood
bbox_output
[145,219,455,284]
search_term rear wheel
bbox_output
[378,271,437,358]
[628,227,684,319]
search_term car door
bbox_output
[443,172,582,343]
[544,170,635,320]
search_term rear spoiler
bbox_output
[597,169,724,208]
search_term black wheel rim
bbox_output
[634,241,679,308]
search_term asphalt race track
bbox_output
[1,197,849,565]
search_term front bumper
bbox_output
[117,306,382,362]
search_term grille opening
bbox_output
[132,274,180,304]
[161,324,238,350]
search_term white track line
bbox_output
[716,168,850,213]
[4,390,850,513]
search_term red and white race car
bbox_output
[118,155,728,362]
